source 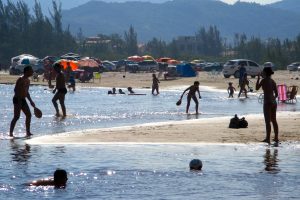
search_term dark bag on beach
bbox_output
[229,114,240,129]
[239,117,248,128]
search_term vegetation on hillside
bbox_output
[1,0,300,69]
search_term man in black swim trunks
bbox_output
[9,66,36,137]
[52,63,67,117]
[180,81,201,114]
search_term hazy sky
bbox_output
[221,0,280,4]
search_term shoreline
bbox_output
[26,111,300,145]
[1,71,299,145]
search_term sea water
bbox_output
[0,84,300,199]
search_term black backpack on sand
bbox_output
[239,117,248,128]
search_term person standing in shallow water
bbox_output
[180,81,201,114]
[256,67,279,144]
[52,63,67,117]
[9,66,36,137]
[152,73,160,95]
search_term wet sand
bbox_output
[26,112,300,145]
[1,70,300,144]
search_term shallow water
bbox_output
[0,84,300,199]
[0,142,299,199]
[0,84,299,136]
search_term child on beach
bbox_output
[152,73,160,95]
[180,81,201,114]
[68,75,76,92]
[238,73,250,98]
[9,66,36,137]
[227,82,236,98]
[52,63,67,117]
[27,169,68,188]
[256,67,279,144]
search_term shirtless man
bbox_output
[180,81,201,114]
[256,67,279,144]
[9,66,35,137]
[27,169,68,189]
[52,63,67,117]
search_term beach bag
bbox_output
[239,117,248,128]
[229,114,240,129]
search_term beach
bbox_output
[26,112,300,144]
[1,70,300,144]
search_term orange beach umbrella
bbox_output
[54,59,79,71]
[157,57,172,63]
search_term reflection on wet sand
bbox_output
[264,148,280,174]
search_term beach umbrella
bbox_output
[78,58,99,68]
[142,55,155,61]
[167,59,180,65]
[54,59,79,71]
[157,57,172,62]
[128,55,143,62]
[191,59,204,64]
[17,55,38,65]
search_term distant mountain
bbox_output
[268,0,300,13]
[8,0,169,14]
[61,0,300,42]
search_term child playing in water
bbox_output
[68,75,76,92]
[9,66,36,137]
[152,73,160,95]
[256,67,279,144]
[238,73,250,98]
[180,81,201,114]
[227,82,236,98]
[52,63,67,117]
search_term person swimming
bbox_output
[127,87,135,94]
[118,89,125,94]
[27,169,68,188]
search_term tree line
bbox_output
[1,0,300,69]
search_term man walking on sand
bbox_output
[9,66,36,137]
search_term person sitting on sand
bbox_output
[227,82,236,98]
[52,63,67,117]
[256,67,279,144]
[27,169,68,188]
[180,81,201,114]
[127,87,135,94]
[112,88,116,94]
[238,73,250,98]
[9,66,36,137]
[118,89,125,94]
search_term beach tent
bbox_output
[176,63,196,77]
